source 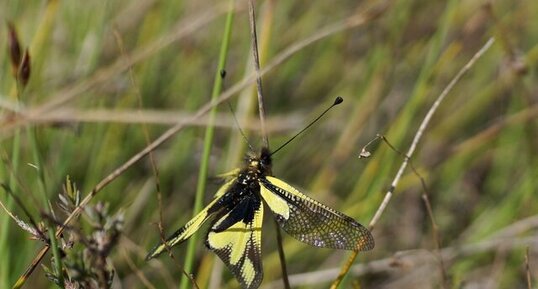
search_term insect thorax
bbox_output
[244,147,272,178]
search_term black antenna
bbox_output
[270,96,343,156]
[221,68,255,152]
[227,102,255,152]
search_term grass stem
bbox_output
[330,37,495,289]
[179,2,235,288]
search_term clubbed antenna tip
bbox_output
[270,96,345,156]
[334,96,343,105]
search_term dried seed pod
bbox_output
[7,22,22,75]
[18,48,31,88]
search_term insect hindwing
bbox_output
[146,179,236,260]
[260,176,374,251]
[206,194,263,289]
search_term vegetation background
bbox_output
[1,0,537,288]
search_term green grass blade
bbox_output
[180,1,236,288]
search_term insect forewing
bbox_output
[146,179,235,260]
[259,176,374,251]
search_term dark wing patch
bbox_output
[260,176,374,251]
[206,195,263,289]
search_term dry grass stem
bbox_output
[368,37,495,229]
[525,247,532,289]
[120,248,157,289]
[248,0,289,287]
[248,0,269,148]
[330,38,495,288]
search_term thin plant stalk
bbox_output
[248,0,268,148]
[525,246,532,289]
[1,21,25,285]
[111,28,186,287]
[223,0,275,167]
[0,100,21,289]
[248,1,290,287]
[179,1,235,288]
[330,38,495,288]
[6,2,62,287]
[27,126,64,288]
[46,222,63,288]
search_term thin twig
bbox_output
[525,246,532,289]
[330,38,495,288]
[0,150,46,241]
[249,0,269,149]
[421,193,448,288]
[0,196,43,242]
[361,134,448,287]
[13,108,305,133]
[120,236,177,288]
[369,38,495,229]
[112,28,196,286]
[111,28,162,212]
[274,218,291,289]
[120,247,158,289]
[248,1,289,287]
[487,248,507,289]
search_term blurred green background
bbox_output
[1,0,537,288]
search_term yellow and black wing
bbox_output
[146,179,236,260]
[206,195,263,289]
[259,176,374,251]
